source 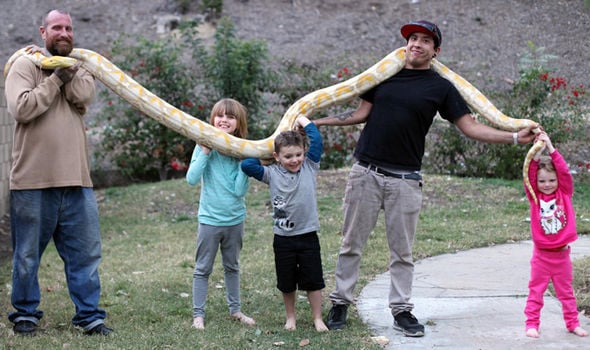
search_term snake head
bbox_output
[39,55,78,69]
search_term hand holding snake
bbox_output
[4,46,543,202]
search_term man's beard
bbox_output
[48,41,73,56]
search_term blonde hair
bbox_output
[209,98,248,138]
[537,156,556,173]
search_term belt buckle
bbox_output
[373,165,392,177]
[359,161,421,181]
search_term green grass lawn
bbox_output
[1,169,588,349]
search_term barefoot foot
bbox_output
[526,328,539,338]
[284,317,296,331]
[192,317,205,330]
[314,318,329,332]
[572,326,588,337]
[231,312,256,326]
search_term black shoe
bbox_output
[326,304,348,330]
[393,311,424,337]
[85,323,113,336]
[13,320,37,335]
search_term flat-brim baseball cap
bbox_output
[400,20,442,48]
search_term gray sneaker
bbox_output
[393,311,425,337]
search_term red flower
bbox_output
[182,100,194,108]
[539,73,548,81]
[170,157,188,171]
[337,67,351,79]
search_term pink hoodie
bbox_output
[524,150,578,249]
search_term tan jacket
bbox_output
[5,55,96,190]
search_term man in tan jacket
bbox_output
[5,9,112,336]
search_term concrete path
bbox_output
[357,236,590,349]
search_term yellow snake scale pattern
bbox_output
[4,47,543,202]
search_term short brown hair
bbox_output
[274,129,308,154]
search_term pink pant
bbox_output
[525,245,580,331]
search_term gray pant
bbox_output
[329,163,423,316]
[192,222,244,318]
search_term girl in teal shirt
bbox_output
[186,98,255,330]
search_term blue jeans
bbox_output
[9,188,106,329]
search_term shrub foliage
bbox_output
[93,31,587,182]
[93,17,273,181]
[425,42,588,179]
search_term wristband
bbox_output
[512,132,518,145]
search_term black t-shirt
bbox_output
[355,68,471,171]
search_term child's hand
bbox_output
[535,132,555,155]
[199,144,211,155]
[543,135,554,152]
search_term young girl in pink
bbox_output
[523,131,588,338]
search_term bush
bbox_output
[198,16,274,140]
[274,62,363,169]
[93,36,202,182]
[93,18,276,182]
[425,43,588,179]
[200,0,223,19]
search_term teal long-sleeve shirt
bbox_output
[186,146,249,226]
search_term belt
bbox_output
[357,161,422,181]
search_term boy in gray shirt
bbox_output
[241,116,328,332]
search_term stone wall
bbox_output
[0,77,12,217]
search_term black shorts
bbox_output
[273,231,325,293]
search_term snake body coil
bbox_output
[4,46,541,202]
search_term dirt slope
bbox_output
[1,0,588,92]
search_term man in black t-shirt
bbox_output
[313,20,538,337]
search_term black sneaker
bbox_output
[13,320,37,335]
[393,311,424,337]
[85,323,113,336]
[326,304,348,330]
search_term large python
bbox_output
[4,47,543,202]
